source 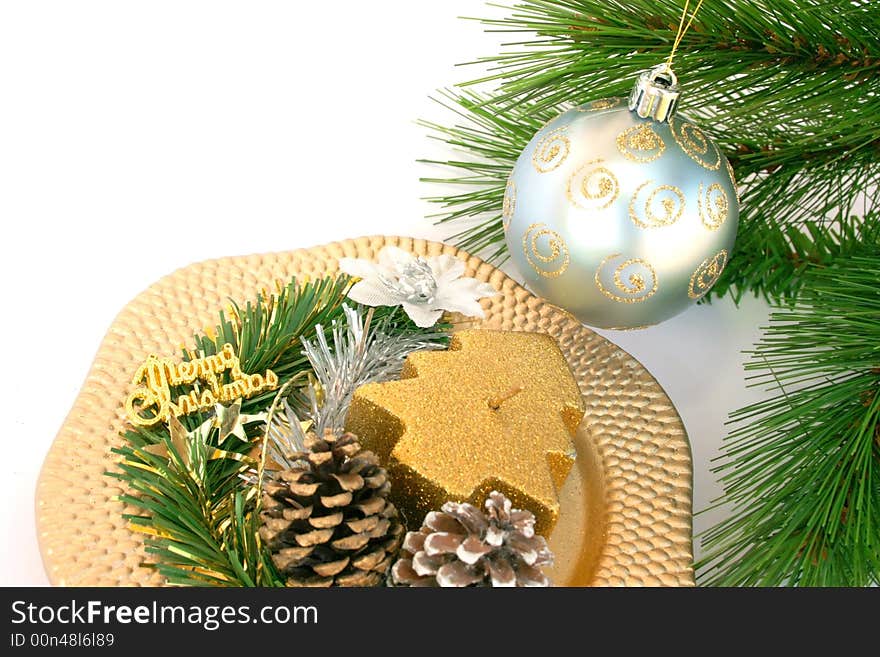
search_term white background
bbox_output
[0,1,771,586]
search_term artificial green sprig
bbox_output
[110,273,451,586]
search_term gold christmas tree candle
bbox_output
[345,329,585,535]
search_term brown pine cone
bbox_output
[259,430,404,587]
[391,491,554,587]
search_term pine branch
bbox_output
[112,274,355,586]
[710,211,880,303]
[422,0,880,302]
[469,0,880,123]
[190,275,354,415]
[420,88,551,262]
[696,252,880,586]
[110,427,280,586]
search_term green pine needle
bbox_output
[420,88,553,262]
[697,253,880,586]
[711,212,880,304]
[190,274,354,416]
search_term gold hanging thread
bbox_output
[665,0,706,72]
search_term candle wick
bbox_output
[487,384,525,410]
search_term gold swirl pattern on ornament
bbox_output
[628,180,685,228]
[595,253,659,304]
[726,159,741,207]
[576,97,622,112]
[688,249,728,299]
[567,159,620,211]
[523,223,570,278]
[669,117,721,170]
[502,178,516,231]
[616,124,666,163]
[532,127,570,173]
[697,182,729,230]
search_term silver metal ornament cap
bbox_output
[629,65,680,122]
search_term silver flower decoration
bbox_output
[338,246,497,327]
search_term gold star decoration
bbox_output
[345,330,585,535]
[142,399,267,468]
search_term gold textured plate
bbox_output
[35,237,694,586]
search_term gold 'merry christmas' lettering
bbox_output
[125,343,278,427]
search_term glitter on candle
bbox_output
[345,330,585,535]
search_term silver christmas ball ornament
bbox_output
[504,65,739,329]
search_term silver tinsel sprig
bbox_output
[264,304,446,471]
